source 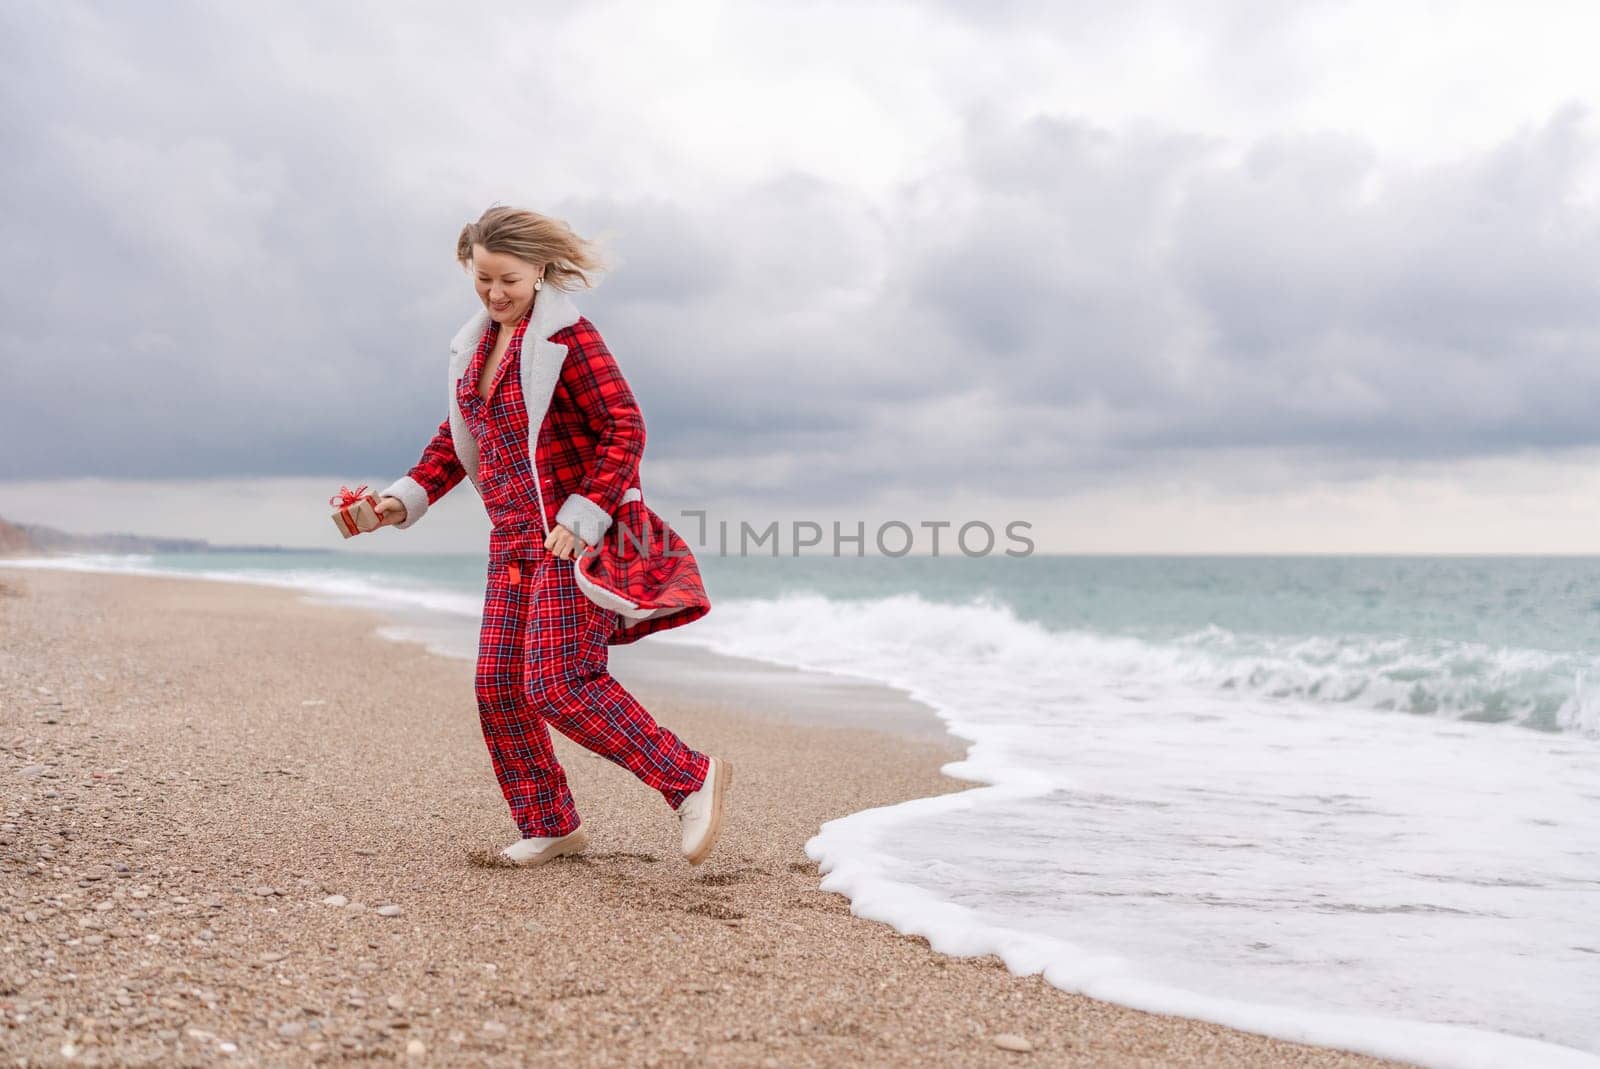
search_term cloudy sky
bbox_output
[5,0,1600,553]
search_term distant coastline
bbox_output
[0,514,323,558]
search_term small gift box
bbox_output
[329,484,382,538]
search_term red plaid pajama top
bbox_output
[400,305,645,565]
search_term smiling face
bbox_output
[472,244,543,326]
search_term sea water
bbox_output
[8,551,1599,1068]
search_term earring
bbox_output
[533,276,544,291]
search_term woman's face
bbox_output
[472,245,543,327]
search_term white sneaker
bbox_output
[676,756,733,865]
[498,827,587,867]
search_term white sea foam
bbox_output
[658,589,1600,736]
[653,591,1600,1067]
[0,553,482,619]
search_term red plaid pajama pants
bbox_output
[475,550,710,838]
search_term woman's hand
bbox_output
[546,522,590,561]
[374,496,408,528]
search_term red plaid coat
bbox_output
[381,285,710,644]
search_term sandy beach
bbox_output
[0,565,1414,1068]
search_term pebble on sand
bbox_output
[323,894,348,907]
[993,1032,1035,1053]
[376,904,403,917]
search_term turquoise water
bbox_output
[132,549,1600,649]
[123,550,1600,734]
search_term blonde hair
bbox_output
[455,204,608,291]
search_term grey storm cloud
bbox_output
[4,3,1600,512]
[871,102,1600,499]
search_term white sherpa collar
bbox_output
[444,284,583,491]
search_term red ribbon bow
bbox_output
[329,484,371,508]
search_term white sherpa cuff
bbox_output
[555,493,612,546]
[379,476,430,530]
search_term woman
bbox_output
[372,205,732,867]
